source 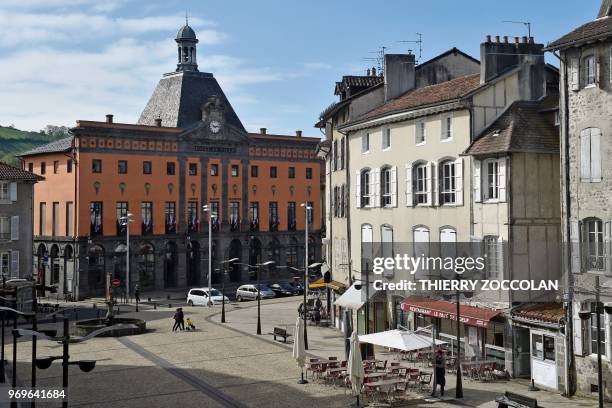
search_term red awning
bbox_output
[401,297,501,328]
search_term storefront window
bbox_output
[532,334,543,359]
[532,333,555,361]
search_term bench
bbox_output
[270,327,292,343]
[496,391,538,408]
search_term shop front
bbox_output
[511,303,566,393]
[400,297,506,369]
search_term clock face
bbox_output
[209,120,221,134]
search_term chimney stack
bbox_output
[480,36,546,100]
[296,130,302,137]
[366,68,371,76]
[106,114,113,124]
[486,35,491,43]
[155,118,162,127]
[383,53,416,102]
[260,127,267,135]
[371,67,376,76]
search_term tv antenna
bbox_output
[362,46,389,74]
[502,20,532,38]
[398,33,423,63]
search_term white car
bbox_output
[235,284,275,302]
[187,287,229,306]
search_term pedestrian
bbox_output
[178,307,185,331]
[172,308,181,332]
[134,284,140,304]
[431,348,446,397]
[186,317,196,331]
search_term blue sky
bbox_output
[0,0,598,135]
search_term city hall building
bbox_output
[19,23,323,300]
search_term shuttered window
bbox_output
[580,128,602,182]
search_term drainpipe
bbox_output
[551,49,575,397]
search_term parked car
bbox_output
[235,284,275,302]
[187,287,229,306]
[269,282,299,297]
[292,282,305,295]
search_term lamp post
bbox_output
[455,289,463,399]
[256,261,275,335]
[14,319,137,408]
[219,258,239,323]
[202,204,213,301]
[279,263,322,351]
[575,276,612,408]
[119,213,134,303]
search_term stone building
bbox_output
[545,0,612,400]
[0,162,42,280]
[19,23,323,300]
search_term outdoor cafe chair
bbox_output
[376,360,388,371]
[393,380,409,399]
[305,358,320,378]
[419,372,432,391]
[406,371,420,389]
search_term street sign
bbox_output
[111,279,121,288]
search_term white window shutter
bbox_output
[9,183,17,201]
[580,129,591,181]
[573,304,586,356]
[498,158,507,202]
[10,251,19,276]
[473,159,481,202]
[496,237,504,279]
[390,166,397,207]
[455,158,464,206]
[372,169,380,208]
[571,58,579,91]
[10,216,18,241]
[405,164,413,207]
[426,162,434,206]
[590,128,602,182]
[355,171,361,208]
[604,221,612,277]
[432,161,439,207]
[570,220,582,274]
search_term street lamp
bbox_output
[278,262,322,350]
[574,275,612,408]
[119,212,134,303]
[219,258,239,323]
[202,204,213,298]
[256,261,275,335]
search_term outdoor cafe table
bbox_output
[364,372,386,379]
[364,378,405,401]
[460,360,497,380]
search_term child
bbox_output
[186,317,196,331]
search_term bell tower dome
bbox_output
[175,18,199,72]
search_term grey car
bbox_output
[235,284,275,301]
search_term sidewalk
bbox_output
[215,297,606,408]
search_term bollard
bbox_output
[167,295,171,300]
[97,309,101,318]
[168,303,172,308]
[92,304,96,309]
[153,303,157,310]
[148,297,151,302]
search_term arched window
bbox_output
[439,160,456,204]
[381,225,393,275]
[413,226,430,276]
[381,167,392,207]
[287,237,298,267]
[583,218,604,271]
[360,169,370,207]
[414,162,429,205]
[138,243,155,289]
[361,224,373,271]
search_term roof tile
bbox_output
[0,162,43,181]
[546,16,612,49]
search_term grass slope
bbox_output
[0,126,66,166]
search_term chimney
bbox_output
[383,53,416,101]
[296,130,302,137]
[366,68,371,76]
[260,127,267,135]
[105,114,113,123]
[504,36,509,43]
[155,118,162,127]
[371,67,376,76]
[480,36,546,100]
[486,35,491,43]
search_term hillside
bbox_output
[0,126,67,166]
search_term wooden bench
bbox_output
[496,391,538,408]
[270,327,292,343]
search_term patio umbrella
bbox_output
[292,316,307,384]
[344,310,352,360]
[347,330,364,406]
[359,329,447,352]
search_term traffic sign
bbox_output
[111,279,121,288]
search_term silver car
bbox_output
[235,284,275,302]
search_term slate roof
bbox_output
[17,136,73,157]
[138,71,245,131]
[176,24,197,40]
[345,73,481,126]
[464,98,559,156]
[335,75,384,96]
[512,303,564,324]
[0,162,43,181]
[545,15,612,50]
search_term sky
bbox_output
[0,0,598,136]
